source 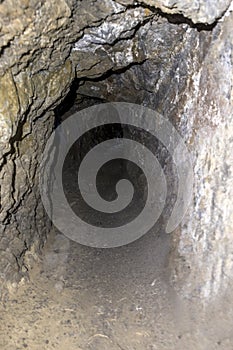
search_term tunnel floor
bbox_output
[1,231,233,350]
[0,153,233,350]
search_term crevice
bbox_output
[101,15,154,47]
[156,9,217,31]
[79,58,148,83]
[116,1,218,30]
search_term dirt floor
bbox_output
[0,159,232,350]
[0,226,233,350]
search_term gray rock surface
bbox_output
[116,0,233,24]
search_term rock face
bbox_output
[0,0,232,300]
[71,11,233,300]
[115,0,232,24]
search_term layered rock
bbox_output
[115,0,232,24]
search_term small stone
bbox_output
[54,281,65,293]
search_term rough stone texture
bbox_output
[0,61,74,297]
[115,0,232,24]
[0,0,232,303]
[69,11,233,300]
[174,11,233,300]
[0,1,76,297]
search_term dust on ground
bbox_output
[0,225,232,350]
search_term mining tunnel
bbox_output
[0,1,233,349]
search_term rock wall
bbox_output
[73,7,233,299]
[116,0,232,24]
[0,0,232,300]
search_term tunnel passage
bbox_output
[0,0,232,306]
[53,90,179,237]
